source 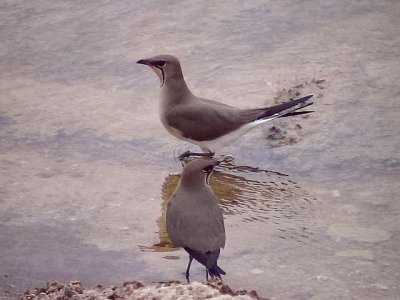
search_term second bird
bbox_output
[137,55,314,159]
[166,159,225,282]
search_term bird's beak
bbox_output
[137,58,165,87]
[137,58,150,66]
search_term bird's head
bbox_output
[180,159,220,187]
[137,54,183,87]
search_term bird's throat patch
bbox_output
[205,172,212,185]
[150,67,165,87]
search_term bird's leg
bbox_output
[206,269,209,281]
[178,151,215,161]
[185,256,193,283]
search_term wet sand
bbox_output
[1,1,399,299]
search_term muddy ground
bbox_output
[1,1,399,299]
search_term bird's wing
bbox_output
[165,100,249,141]
[164,95,314,141]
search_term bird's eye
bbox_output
[202,165,214,173]
[156,61,166,68]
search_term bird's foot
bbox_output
[207,276,223,286]
[178,151,192,161]
[185,272,191,284]
[178,151,215,161]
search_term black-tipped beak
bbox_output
[137,59,149,65]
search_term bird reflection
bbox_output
[139,158,315,253]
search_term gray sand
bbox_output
[1,1,399,299]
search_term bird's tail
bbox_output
[208,264,226,278]
[256,94,314,121]
[184,247,226,278]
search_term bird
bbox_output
[166,159,226,282]
[137,55,314,160]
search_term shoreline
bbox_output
[19,280,268,300]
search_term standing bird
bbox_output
[166,159,226,282]
[137,55,314,159]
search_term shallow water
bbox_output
[1,1,399,299]
[143,160,317,253]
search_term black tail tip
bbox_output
[300,94,314,102]
[209,266,226,278]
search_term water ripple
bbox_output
[142,158,318,252]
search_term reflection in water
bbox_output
[140,158,316,253]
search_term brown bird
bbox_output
[166,159,225,282]
[137,55,313,159]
